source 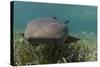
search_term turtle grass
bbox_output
[13,32,97,66]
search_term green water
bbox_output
[12,1,97,65]
[13,1,97,35]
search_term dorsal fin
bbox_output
[64,20,70,24]
[52,16,58,20]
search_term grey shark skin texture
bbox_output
[23,17,79,45]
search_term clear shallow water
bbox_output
[12,2,97,65]
[13,1,97,35]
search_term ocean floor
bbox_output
[12,32,97,66]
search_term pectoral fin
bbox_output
[64,36,80,43]
[19,33,24,37]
